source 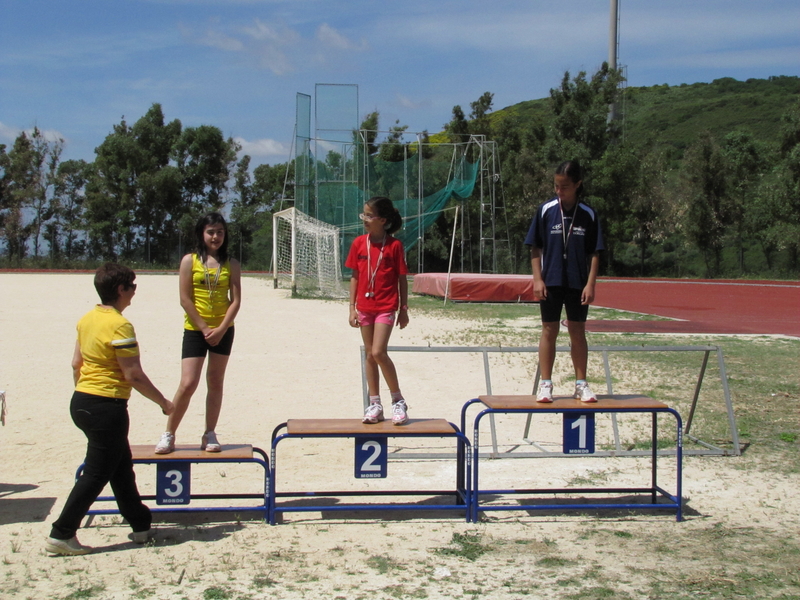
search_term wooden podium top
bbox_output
[286,418,457,436]
[130,444,254,461]
[477,394,667,411]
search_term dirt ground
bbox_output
[1,273,798,600]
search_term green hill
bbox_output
[491,75,800,155]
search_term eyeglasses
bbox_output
[359,213,379,221]
[126,283,137,291]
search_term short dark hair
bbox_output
[555,160,585,196]
[94,263,136,305]
[195,212,229,264]
[365,196,403,235]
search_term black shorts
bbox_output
[181,327,235,359]
[539,287,588,323]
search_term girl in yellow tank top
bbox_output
[154,212,242,455]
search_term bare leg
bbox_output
[360,322,400,395]
[539,321,560,380]
[360,324,380,396]
[567,320,588,380]
[369,322,400,392]
[166,356,206,435]
[204,352,230,433]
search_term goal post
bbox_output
[272,207,346,297]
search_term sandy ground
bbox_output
[1,273,798,599]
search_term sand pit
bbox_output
[1,272,798,599]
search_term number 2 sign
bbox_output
[355,437,387,478]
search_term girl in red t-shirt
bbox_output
[345,196,410,425]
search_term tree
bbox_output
[52,159,89,260]
[173,124,239,212]
[469,91,494,137]
[546,63,624,167]
[378,120,409,162]
[445,105,469,144]
[722,131,769,272]
[2,131,41,260]
[86,104,183,261]
[682,132,730,276]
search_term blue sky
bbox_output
[1,0,798,168]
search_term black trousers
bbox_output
[50,392,151,540]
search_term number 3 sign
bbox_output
[156,462,191,504]
[355,437,387,478]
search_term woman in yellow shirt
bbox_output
[155,213,242,454]
[46,264,173,556]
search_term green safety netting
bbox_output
[297,142,480,267]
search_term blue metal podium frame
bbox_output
[79,444,270,521]
[462,395,683,522]
[269,418,471,525]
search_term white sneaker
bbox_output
[362,402,384,424]
[131,529,153,544]
[575,382,597,403]
[391,400,409,425]
[201,431,221,452]
[45,536,92,556]
[154,432,175,454]
[536,381,554,403]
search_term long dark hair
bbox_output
[366,196,403,235]
[194,212,229,264]
[555,160,585,198]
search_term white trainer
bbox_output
[575,382,597,403]
[391,400,409,425]
[132,529,153,544]
[45,536,92,556]
[536,381,554,403]
[201,431,221,452]
[362,402,384,424]
[154,432,175,454]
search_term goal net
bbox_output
[272,207,347,297]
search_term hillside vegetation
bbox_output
[494,75,798,157]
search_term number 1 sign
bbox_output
[563,413,595,454]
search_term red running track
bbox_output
[412,274,800,337]
[588,278,799,337]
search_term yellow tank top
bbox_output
[184,254,233,330]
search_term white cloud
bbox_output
[640,45,800,71]
[396,94,431,110]
[0,122,21,143]
[235,136,290,158]
[183,18,367,76]
[0,122,66,145]
[316,23,367,51]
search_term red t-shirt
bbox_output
[345,234,408,312]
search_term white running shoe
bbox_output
[201,431,221,452]
[45,536,92,556]
[391,400,409,425]
[362,402,384,424]
[575,382,597,403]
[132,529,153,544]
[154,432,175,454]
[536,381,554,403]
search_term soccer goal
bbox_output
[272,207,347,297]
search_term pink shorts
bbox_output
[357,310,396,327]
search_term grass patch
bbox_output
[435,532,491,561]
